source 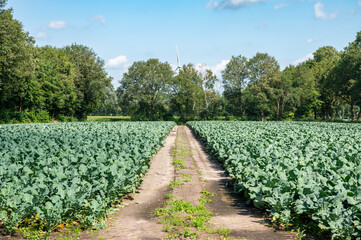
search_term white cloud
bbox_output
[274,3,288,10]
[350,1,361,14]
[206,0,265,10]
[195,60,229,92]
[314,3,337,19]
[195,60,230,78]
[293,53,314,65]
[306,38,313,43]
[36,32,47,40]
[48,20,67,29]
[105,55,129,69]
[91,15,106,25]
[106,56,131,87]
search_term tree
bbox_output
[93,86,119,116]
[268,66,286,121]
[332,31,361,121]
[221,55,248,117]
[0,0,7,12]
[0,1,36,112]
[35,46,77,118]
[278,65,297,119]
[196,66,220,119]
[170,64,205,121]
[247,53,280,121]
[118,58,174,120]
[290,62,320,119]
[243,80,272,121]
[64,44,112,120]
[310,46,340,120]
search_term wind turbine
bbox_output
[175,45,181,72]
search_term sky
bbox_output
[7,0,361,88]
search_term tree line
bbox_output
[0,1,112,123]
[1,0,360,123]
[108,32,361,122]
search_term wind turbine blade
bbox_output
[176,45,180,67]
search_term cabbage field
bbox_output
[187,121,361,239]
[0,121,175,234]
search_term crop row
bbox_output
[0,121,175,234]
[187,121,361,239]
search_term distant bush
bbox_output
[57,114,78,122]
[0,110,49,124]
[0,110,77,124]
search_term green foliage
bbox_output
[246,53,281,121]
[169,180,184,190]
[118,58,174,121]
[1,0,360,123]
[64,44,113,120]
[221,55,248,117]
[0,4,112,123]
[170,64,205,121]
[182,174,192,182]
[172,158,186,170]
[188,121,361,239]
[0,110,51,124]
[154,199,211,232]
[35,46,77,118]
[0,121,175,234]
[87,116,131,122]
[200,190,217,197]
[330,31,361,121]
[0,4,36,112]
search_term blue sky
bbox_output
[7,0,361,88]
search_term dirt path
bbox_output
[183,126,294,240]
[81,126,178,240]
[80,126,295,240]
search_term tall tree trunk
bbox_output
[261,111,264,122]
[358,106,361,122]
[204,92,209,119]
[281,97,285,118]
[276,98,280,121]
[240,91,243,118]
[331,107,334,121]
[351,102,355,121]
[330,98,335,121]
[326,108,330,121]
[204,91,208,108]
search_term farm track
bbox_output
[80,126,295,240]
[80,126,178,240]
[183,126,294,240]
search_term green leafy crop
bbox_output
[187,121,361,239]
[0,121,175,234]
